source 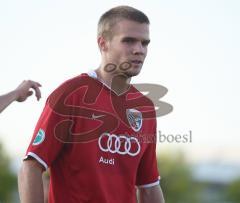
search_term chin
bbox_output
[124,69,142,77]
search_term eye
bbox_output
[142,40,150,47]
[122,38,136,44]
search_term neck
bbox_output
[95,64,131,95]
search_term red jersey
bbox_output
[25,71,160,203]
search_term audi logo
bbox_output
[98,133,141,156]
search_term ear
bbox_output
[97,36,108,52]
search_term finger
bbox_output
[31,84,42,101]
[36,82,42,87]
[26,80,41,87]
[27,91,33,97]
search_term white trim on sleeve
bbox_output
[137,176,161,188]
[24,152,48,170]
[137,180,160,188]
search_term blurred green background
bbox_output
[0,142,17,203]
[158,151,240,203]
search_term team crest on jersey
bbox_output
[126,109,142,132]
[33,129,45,145]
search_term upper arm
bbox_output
[138,185,165,203]
[18,159,45,203]
[19,158,45,179]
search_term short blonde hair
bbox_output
[97,6,150,40]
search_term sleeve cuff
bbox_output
[137,176,161,188]
[24,152,48,170]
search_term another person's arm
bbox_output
[0,80,41,113]
[138,185,165,203]
[18,159,44,203]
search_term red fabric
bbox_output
[25,73,159,203]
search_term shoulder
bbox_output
[54,73,91,92]
[46,73,94,105]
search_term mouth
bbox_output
[131,60,143,66]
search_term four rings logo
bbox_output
[98,133,141,157]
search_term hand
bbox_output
[15,80,42,102]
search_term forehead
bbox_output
[111,20,149,40]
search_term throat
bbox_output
[95,68,131,95]
[111,74,131,95]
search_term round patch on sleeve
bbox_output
[33,129,45,145]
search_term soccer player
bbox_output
[18,6,165,203]
[0,80,41,113]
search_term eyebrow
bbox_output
[121,37,150,45]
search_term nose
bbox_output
[132,42,145,55]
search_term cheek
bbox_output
[112,47,129,57]
[107,43,131,62]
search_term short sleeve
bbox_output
[24,99,69,170]
[135,118,160,188]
